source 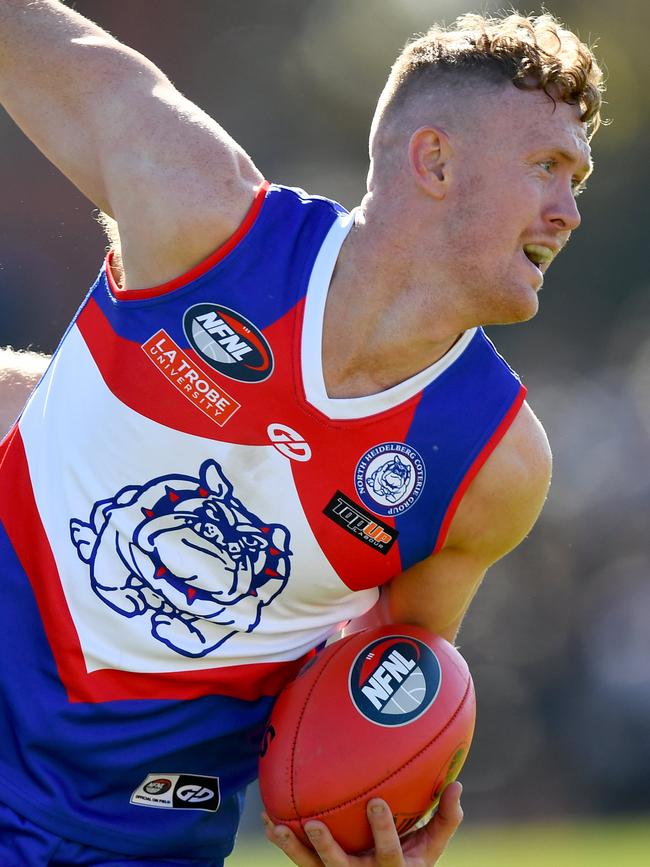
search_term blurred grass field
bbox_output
[227,819,650,866]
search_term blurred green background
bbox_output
[231,820,650,866]
[2,1,649,864]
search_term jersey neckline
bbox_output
[300,209,478,421]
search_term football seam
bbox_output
[313,674,473,816]
[278,671,473,822]
[288,637,356,821]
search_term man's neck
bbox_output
[321,200,468,399]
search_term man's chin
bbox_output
[480,288,540,326]
[509,294,539,323]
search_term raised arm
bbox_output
[0,0,262,289]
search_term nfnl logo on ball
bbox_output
[183,302,273,383]
[348,635,441,726]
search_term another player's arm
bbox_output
[0,348,49,434]
[0,0,261,289]
[385,401,553,642]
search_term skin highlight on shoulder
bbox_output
[444,401,552,562]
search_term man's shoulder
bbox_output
[444,400,552,562]
[486,400,552,486]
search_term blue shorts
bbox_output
[0,801,224,867]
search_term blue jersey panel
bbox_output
[0,521,269,858]
[90,185,342,346]
[396,330,523,569]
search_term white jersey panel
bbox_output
[18,326,378,674]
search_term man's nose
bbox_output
[546,187,582,232]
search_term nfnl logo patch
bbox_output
[183,303,273,383]
[323,491,397,554]
[349,635,441,727]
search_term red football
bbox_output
[258,624,476,854]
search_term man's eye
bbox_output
[571,178,587,197]
[539,159,556,172]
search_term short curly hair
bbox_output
[377,11,604,138]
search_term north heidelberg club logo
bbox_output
[355,442,425,516]
[183,302,273,383]
[349,635,441,727]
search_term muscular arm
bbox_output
[0,0,261,289]
[384,402,552,641]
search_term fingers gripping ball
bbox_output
[258,625,476,854]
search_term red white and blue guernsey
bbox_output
[0,182,525,858]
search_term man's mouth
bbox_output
[522,244,556,271]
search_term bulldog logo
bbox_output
[355,442,425,517]
[70,459,291,657]
[368,455,412,503]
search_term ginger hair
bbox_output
[374,11,604,140]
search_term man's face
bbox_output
[440,85,592,325]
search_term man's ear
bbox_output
[408,127,452,199]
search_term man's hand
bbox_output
[262,781,463,866]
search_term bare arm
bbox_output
[386,401,553,641]
[265,408,548,865]
[0,347,49,434]
[0,0,262,289]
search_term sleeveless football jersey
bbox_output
[0,182,525,857]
